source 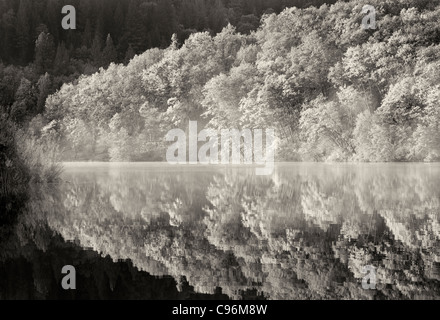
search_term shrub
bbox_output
[0,115,62,195]
[0,115,29,194]
[15,128,62,183]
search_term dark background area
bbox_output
[0,0,336,66]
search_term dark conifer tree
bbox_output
[16,0,31,64]
[35,32,56,73]
[102,34,118,68]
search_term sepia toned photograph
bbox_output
[0,0,439,305]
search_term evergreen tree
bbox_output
[10,78,37,123]
[91,34,103,66]
[124,0,147,53]
[34,32,55,73]
[102,34,118,68]
[124,45,136,64]
[82,20,93,48]
[0,9,17,63]
[15,0,31,63]
[54,42,70,75]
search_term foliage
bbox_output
[39,0,440,162]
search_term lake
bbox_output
[1,163,439,299]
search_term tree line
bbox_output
[2,0,440,176]
[0,0,334,187]
[43,0,440,162]
[1,0,334,66]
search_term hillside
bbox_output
[42,0,440,162]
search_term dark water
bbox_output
[1,163,440,299]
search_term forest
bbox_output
[0,0,334,187]
[2,0,440,186]
[1,0,335,66]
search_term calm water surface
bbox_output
[1,163,439,299]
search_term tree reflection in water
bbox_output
[1,163,440,299]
